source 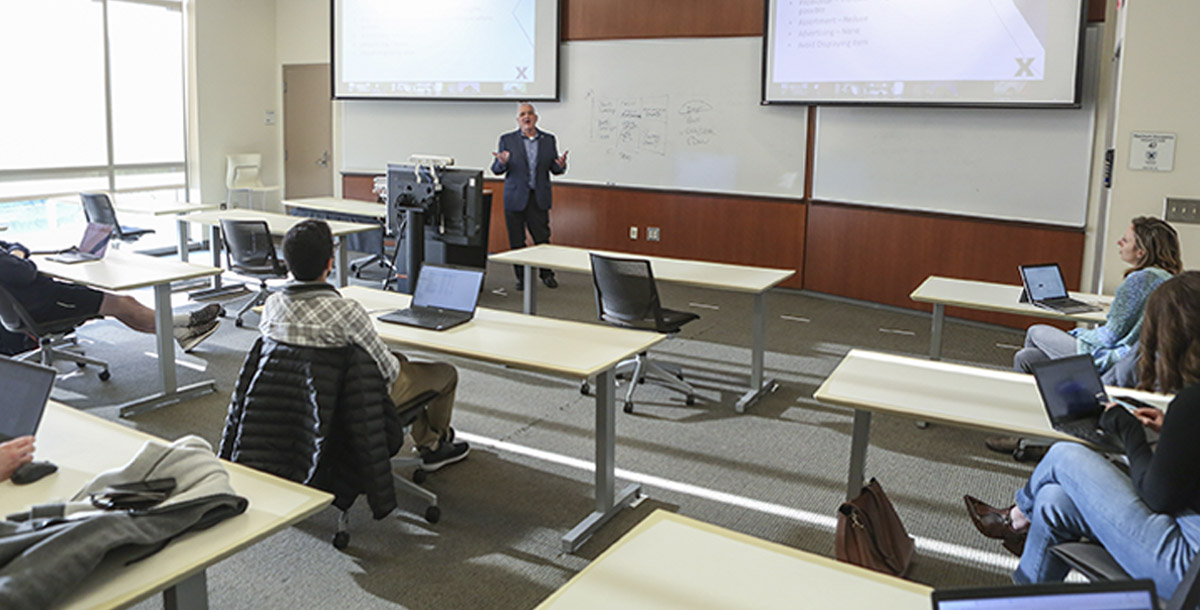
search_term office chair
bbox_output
[79,192,154,243]
[334,389,443,550]
[0,284,110,380]
[218,219,288,327]
[225,154,279,210]
[588,253,700,413]
[222,337,441,551]
[1050,542,1200,609]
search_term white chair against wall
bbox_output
[224,153,280,210]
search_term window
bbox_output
[0,0,186,249]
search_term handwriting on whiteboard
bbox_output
[590,95,717,160]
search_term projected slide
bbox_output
[763,0,1084,106]
[334,0,559,100]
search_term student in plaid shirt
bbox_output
[260,219,469,471]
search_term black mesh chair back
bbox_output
[219,219,288,327]
[220,220,287,277]
[80,192,154,242]
[590,253,696,334]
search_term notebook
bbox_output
[45,222,114,264]
[932,580,1158,609]
[378,263,485,331]
[1019,263,1102,314]
[1031,355,1127,454]
[0,357,56,442]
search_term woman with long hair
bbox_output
[1014,216,1181,376]
[966,271,1200,599]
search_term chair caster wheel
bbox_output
[686,395,696,406]
[99,370,111,381]
[76,361,87,368]
[413,469,427,484]
[676,372,685,381]
[235,318,244,328]
[425,505,441,524]
[623,401,634,414]
[332,531,350,550]
[580,381,590,396]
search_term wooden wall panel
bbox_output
[346,173,806,289]
[562,0,762,40]
[804,202,1087,329]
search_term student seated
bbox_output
[964,271,1200,600]
[259,219,469,470]
[988,217,1180,458]
[1014,216,1180,375]
[0,436,34,482]
[0,239,221,352]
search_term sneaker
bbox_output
[175,319,220,352]
[541,275,558,289]
[419,440,470,472]
[189,303,223,326]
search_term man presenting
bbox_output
[490,102,567,291]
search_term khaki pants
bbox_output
[388,355,458,450]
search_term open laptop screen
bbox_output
[1021,264,1070,301]
[1032,354,1108,424]
[411,264,484,313]
[933,581,1158,609]
[79,222,114,257]
[0,357,56,441]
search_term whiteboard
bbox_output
[812,26,1102,227]
[341,37,808,198]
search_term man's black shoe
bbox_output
[515,279,524,292]
[542,275,558,289]
[420,441,470,472]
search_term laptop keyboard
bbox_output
[1056,419,1122,452]
[382,307,470,330]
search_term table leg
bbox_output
[930,303,945,361]
[523,264,537,315]
[176,217,189,262]
[163,570,208,610]
[846,409,872,499]
[562,367,641,553]
[736,292,779,413]
[209,225,223,289]
[116,284,217,417]
[335,238,349,288]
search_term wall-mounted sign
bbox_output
[1129,132,1176,171]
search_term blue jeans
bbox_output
[1013,443,1200,598]
[1013,324,1079,373]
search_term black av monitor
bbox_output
[385,163,485,247]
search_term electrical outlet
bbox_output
[1165,197,1200,225]
[629,226,638,239]
[647,227,661,242]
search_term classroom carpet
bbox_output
[45,259,1035,610]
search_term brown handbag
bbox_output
[835,477,916,577]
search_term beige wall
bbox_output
[1103,1,1200,290]
[190,0,281,211]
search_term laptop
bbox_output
[44,222,115,264]
[378,263,485,331]
[0,357,56,442]
[932,580,1158,609]
[1031,355,1128,454]
[1019,263,1102,314]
